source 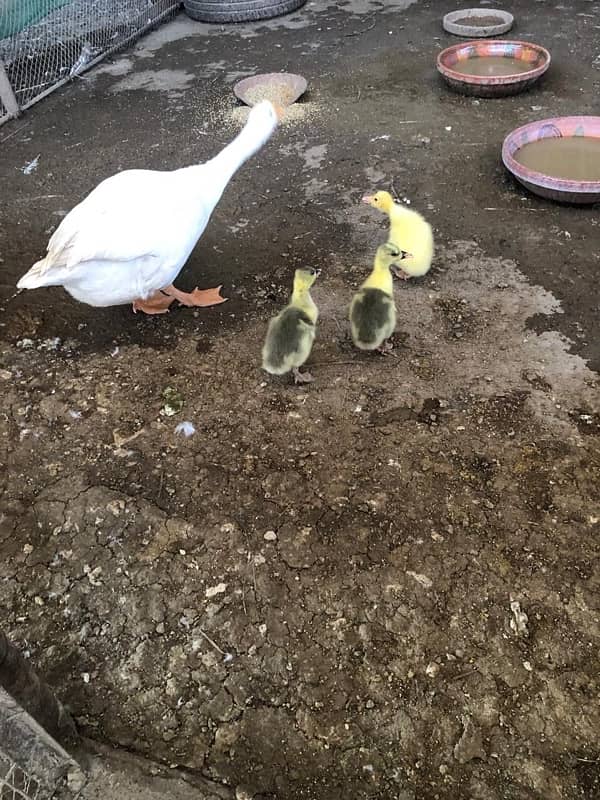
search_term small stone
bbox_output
[510,599,529,637]
[82,672,90,684]
[205,582,227,598]
[156,623,165,634]
[263,530,277,541]
[425,662,439,678]
[23,544,33,554]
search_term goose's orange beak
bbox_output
[274,103,285,121]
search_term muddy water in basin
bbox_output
[452,56,532,76]
[515,137,600,181]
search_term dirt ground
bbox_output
[1,1,599,798]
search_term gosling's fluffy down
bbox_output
[362,191,434,279]
[350,243,409,351]
[262,268,319,381]
[350,287,396,350]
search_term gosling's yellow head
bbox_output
[376,242,412,265]
[362,190,395,213]
[293,267,321,291]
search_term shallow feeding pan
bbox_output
[437,40,550,97]
[443,8,514,38]
[233,73,307,108]
[502,116,600,204]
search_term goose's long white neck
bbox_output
[197,111,277,201]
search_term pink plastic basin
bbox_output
[437,39,550,97]
[502,116,600,204]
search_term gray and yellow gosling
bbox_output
[349,243,411,352]
[262,267,320,384]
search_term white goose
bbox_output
[17,101,282,314]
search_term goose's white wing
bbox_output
[45,170,182,270]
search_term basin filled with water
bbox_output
[502,116,600,203]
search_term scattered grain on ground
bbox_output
[228,101,318,128]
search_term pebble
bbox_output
[425,661,439,678]
[205,582,227,598]
[263,530,277,541]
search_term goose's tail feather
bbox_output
[17,257,62,290]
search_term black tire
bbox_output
[183,0,306,23]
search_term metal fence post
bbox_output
[0,58,19,119]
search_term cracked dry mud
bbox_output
[1,1,600,799]
[1,241,598,800]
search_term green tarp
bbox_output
[0,0,71,39]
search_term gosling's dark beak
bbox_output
[314,269,322,277]
[400,251,413,260]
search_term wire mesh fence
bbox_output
[0,0,181,125]
[0,633,84,800]
[0,688,83,800]
[0,749,42,800]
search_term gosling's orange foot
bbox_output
[164,284,228,308]
[132,291,176,314]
